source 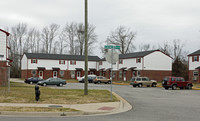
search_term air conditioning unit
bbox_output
[193,76,198,81]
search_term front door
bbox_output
[76,71,81,79]
[39,71,43,79]
[53,71,57,78]
[123,71,126,81]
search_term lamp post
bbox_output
[84,0,88,95]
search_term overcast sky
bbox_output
[1,0,200,56]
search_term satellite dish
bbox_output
[105,50,119,64]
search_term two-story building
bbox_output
[21,53,100,79]
[0,29,11,85]
[99,50,172,82]
[188,49,200,83]
[21,50,172,82]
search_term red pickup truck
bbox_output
[162,76,193,90]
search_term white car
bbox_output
[78,75,96,83]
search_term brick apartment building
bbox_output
[188,49,200,83]
[0,29,11,86]
[21,50,172,82]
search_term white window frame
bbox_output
[60,60,65,64]
[193,71,199,77]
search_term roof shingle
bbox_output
[188,49,200,56]
[24,53,101,61]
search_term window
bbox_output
[112,72,116,78]
[193,56,199,62]
[181,78,185,82]
[193,71,199,76]
[70,60,76,65]
[136,78,141,81]
[136,58,141,63]
[31,59,37,64]
[119,71,122,79]
[142,78,147,81]
[71,71,75,78]
[171,78,175,81]
[137,71,140,77]
[59,60,65,64]
[176,78,181,82]
[119,59,123,64]
[60,71,64,77]
[31,70,37,76]
[99,61,103,65]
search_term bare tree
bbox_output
[26,28,41,53]
[107,26,136,54]
[41,23,60,54]
[159,41,172,56]
[62,22,77,55]
[76,23,97,55]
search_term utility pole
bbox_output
[84,0,88,95]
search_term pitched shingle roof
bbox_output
[119,50,157,59]
[100,50,164,60]
[188,49,200,56]
[24,53,101,61]
[0,29,10,36]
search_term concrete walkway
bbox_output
[0,92,132,117]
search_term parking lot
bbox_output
[54,83,200,121]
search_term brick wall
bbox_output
[0,61,7,67]
[0,67,8,86]
[188,70,200,83]
[141,70,172,82]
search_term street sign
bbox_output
[104,45,120,50]
[105,50,119,64]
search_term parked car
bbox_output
[37,78,67,86]
[24,77,43,84]
[130,77,157,87]
[78,75,96,83]
[93,76,111,84]
[162,76,193,90]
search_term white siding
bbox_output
[27,59,98,71]
[144,51,172,70]
[0,31,6,60]
[99,61,118,70]
[21,55,28,70]
[189,56,200,70]
[119,58,143,70]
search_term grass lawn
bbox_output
[0,106,78,112]
[0,82,119,104]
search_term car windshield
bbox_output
[131,77,135,81]
[163,77,169,81]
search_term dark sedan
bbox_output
[37,78,67,86]
[24,77,43,84]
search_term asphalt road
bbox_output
[1,83,200,121]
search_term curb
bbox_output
[0,92,132,117]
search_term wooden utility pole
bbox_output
[84,0,88,95]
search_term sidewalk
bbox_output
[0,92,132,117]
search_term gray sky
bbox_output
[1,0,200,56]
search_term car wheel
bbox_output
[108,81,111,84]
[59,83,63,87]
[43,83,47,86]
[30,82,33,84]
[132,85,136,87]
[180,87,184,89]
[187,85,192,90]
[97,81,101,84]
[152,83,156,87]
[138,83,142,88]
[164,87,169,90]
[172,85,177,90]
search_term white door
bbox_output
[123,71,126,81]
[39,71,43,79]
[53,71,57,78]
[77,71,81,79]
